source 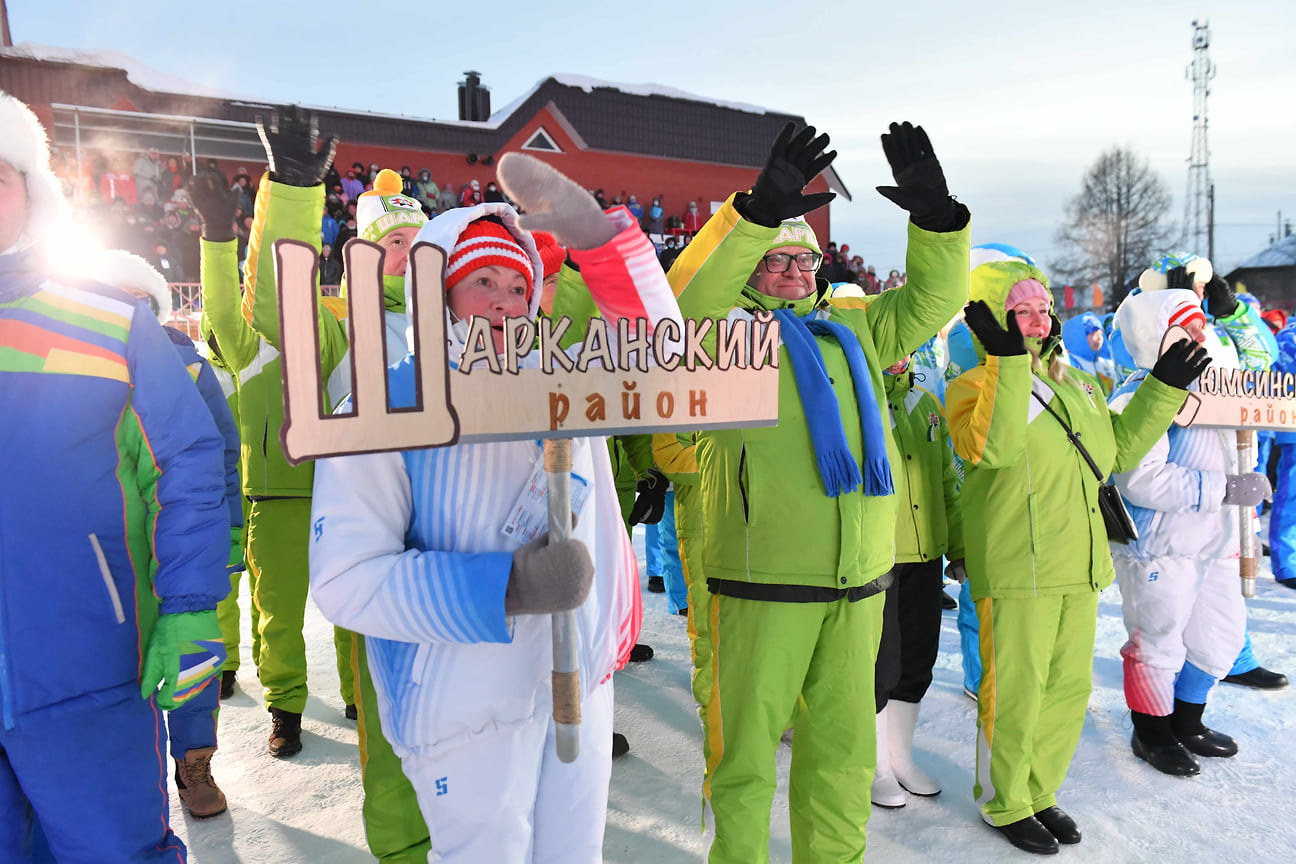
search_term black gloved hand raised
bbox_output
[1204,274,1238,319]
[186,172,240,243]
[1165,265,1194,293]
[1151,338,1212,389]
[963,300,1026,357]
[256,106,338,188]
[876,122,967,233]
[628,468,668,526]
[739,122,837,228]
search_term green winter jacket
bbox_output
[946,260,1187,600]
[203,179,348,497]
[884,370,964,564]
[669,196,970,590]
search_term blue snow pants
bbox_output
[166,677,219,759]
[1269,444,1296,583]
[657,490,688,614]
[958,579,981,693]
[1,694,186,863]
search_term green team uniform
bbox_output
[945,260,1185,827]
[670,195,969,863]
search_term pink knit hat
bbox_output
[1004,278,1050,311]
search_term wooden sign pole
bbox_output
[1237,430,1258,598]
[544,439,581,762]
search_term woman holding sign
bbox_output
[308,156,674,863]
[1109,286,1267,777]
[947,259,1207,855]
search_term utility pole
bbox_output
[1182,19,1215,257]
[1207,183,1215,262]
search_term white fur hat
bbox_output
[0,91,66,244]
[94,249,172,322]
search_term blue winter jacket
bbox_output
[0,250,229,729]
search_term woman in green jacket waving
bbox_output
[946,260,1209,855]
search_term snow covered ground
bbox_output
[175,529,1296,863]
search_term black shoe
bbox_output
[1277,577,1296,590]
[992,816,1059,855]
[1034,806,1081,845]
[1131,729,1199,776]
[612,732,630,758]
[675,607,689,616]
[628,643,654,662]
[344,703,358,721]
[268,707,303,758]
[1222,667,1289,689]
[219,669,236,700]
[1263,543,1272,557]
[1171,699,1237,757]
[647,575,665,593]
[941,592,958,611]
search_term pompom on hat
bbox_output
[357,169,426,243]
[446,217,534,299]
[0,91,67,246]
[530,230,567,280]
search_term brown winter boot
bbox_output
[175,746,227,818]
[268,706,303,757]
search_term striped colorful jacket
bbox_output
[0,250,230,728]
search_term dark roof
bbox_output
[1231,235,1296,271]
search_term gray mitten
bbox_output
[1223,472,1273,507]
[505,535,595,615]
[496,153,616,250]
[945,558,968,584]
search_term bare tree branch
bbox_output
[1051,148,1175,311]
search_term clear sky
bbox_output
[8,0,1295,275]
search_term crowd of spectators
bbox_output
[50,145,905,294]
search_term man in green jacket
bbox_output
[670,122,971,863]
[192,113,355,759]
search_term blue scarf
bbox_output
[772,308,894,498]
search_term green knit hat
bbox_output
[768,218,821,254]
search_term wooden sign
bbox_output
[1162,326,1296,431]
[274,238,781,464]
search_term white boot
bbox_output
[871,705,908,808]
[888,700,940,796]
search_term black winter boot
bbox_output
[1130,711,1199,776]
[1222,666,1289,689]
[991,816,1058,855]
[1171,699,1237,757]
[268,707,303,758]
[220,669,236,700]
[1034,806,1081,845]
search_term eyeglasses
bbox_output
[761,251,823,273]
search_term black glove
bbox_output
[875,122,967,232]
[1164,265,1194,293]
[186,171,240,243]
[628,468,668,526]
[1204,274,1238,319]
[963,300,1026,357]
[256,106,338,188]
[1040,313,1064,359]
[739,122,837,228]
[1150,338,1212,389]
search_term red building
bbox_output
[0,44,849,240]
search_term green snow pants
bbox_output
[353,635,431,863]
[973,591,1098,826]
[246,498,353,711]
[216,568,260,673]
[704,591,884,864]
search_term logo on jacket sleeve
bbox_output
[313,516,325,542]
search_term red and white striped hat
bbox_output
[1168,298,1206,331]
[445,217,534,299]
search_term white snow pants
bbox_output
[400,679,614,864]
[1115,556,1247,715]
